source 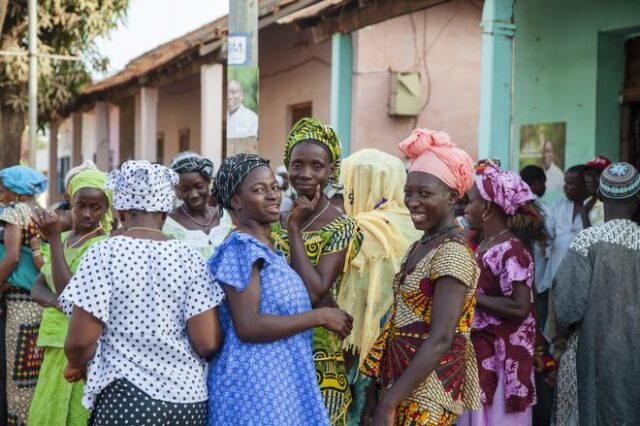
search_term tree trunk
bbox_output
[0,91,26,168]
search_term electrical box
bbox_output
[389,71,422,117]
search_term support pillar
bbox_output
[48,122,62,204]
[201,64,224,166]
[135,87,159,162]
[330,33,353,156]
[71,112,82,167]
[478,0,516,167]
[95,102,110,171]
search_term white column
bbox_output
[200,64,224,166]
[94,102,110,171]
[109,105,120,168]
[134,87,159,162]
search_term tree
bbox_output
[0,0,128,167]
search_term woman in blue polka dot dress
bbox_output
[207,154,353,426]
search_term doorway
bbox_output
[621,36,640,169]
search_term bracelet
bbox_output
[31,250,41,257]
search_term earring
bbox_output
[482,211,489,222]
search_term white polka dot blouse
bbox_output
[59,236,224,409]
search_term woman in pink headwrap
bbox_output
[360,129,481,426]
[458,165,546,426]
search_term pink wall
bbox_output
[351,0,482,159]
[258,24,332,166]
[157,76,202,164]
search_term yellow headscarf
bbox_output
[68,169,113,234]
[337,149,422,366]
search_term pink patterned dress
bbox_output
[458,237,536,426]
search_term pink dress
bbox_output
[458,237,535,426]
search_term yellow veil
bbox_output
[338,149,422,366]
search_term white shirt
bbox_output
[227,104,258,138]
[60,237,224,409]
[533,196,552,292]
[539,196,583,292]
[545,162,565,193]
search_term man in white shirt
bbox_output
[227,79,258,139]
[543,140,565,192]
[542,165,590,290]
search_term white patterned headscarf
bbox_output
[106,160,179,212]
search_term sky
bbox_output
[94,0,229,79]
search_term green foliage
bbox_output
[0,0,129,125]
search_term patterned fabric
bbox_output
[106,160,179,213]
[475,166,534,216]
[59,237,224,409]
[0,202,40,246]
[285,117,342,189]
[207,232,329,426]
[552,219,640,425]
[472,237,536,413]
[361,236,481,424]
[272,215,362,425]
[170,151,215,180]
[0,202,41,292]
[598,162,640,200]
[211,153,270,216]
[552,332,579,426]
[3,290,43,426]
[0,166,47,196]
[89,379,207,426]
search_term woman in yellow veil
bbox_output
[337,148,422,425]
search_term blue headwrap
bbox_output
[0,165,48,196]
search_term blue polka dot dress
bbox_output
[206,232,330,426]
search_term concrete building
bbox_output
[478,0,640,197]
[48,0,484,203]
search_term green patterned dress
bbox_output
[272,215,362,425]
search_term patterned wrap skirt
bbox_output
[1,289,43,426]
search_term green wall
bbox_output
[511,0,640,177]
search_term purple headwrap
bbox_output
[475,165,534,216]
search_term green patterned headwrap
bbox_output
[68,169,113,234]
[284,117,343,189]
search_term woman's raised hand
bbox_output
[287,185,321,229]
[33,210,62,240]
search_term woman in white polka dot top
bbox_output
[59,160,224,426]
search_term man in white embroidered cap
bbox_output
[59,160,224,426]
[552,162,640,426]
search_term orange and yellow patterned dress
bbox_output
[361,235,481,426]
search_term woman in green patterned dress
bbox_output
[28,169,112,426]
[272,118,362,425]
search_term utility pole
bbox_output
[226,0,259,156]
[28,0,38,167]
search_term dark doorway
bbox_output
[621,36,640,169]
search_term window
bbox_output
[179,128,190,152]
[289,102,312,129]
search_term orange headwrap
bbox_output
[398,128,475,198]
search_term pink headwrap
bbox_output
[475,165,534,216]
[398,128,474,199]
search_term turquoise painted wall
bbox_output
[512,0,640,176]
